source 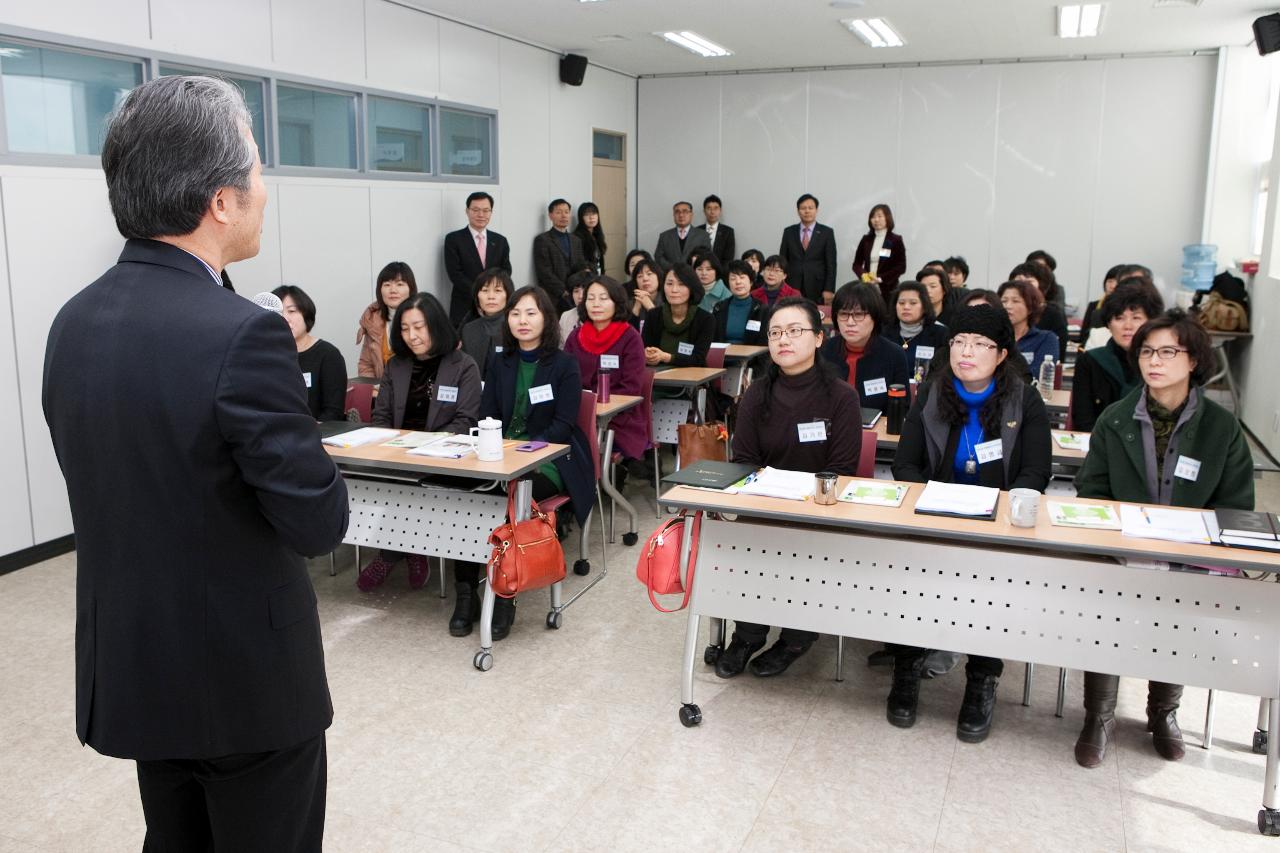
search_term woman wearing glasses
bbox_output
[820,282,909,412]
[714,297,862,679]
[1071,310,1254,768]
[886,306,1052,743]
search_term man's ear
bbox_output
[209,187,233,225]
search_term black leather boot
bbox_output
[1075,672,1119,768]
[1147,681,1185,761]
[957,673,999,743]
[749,638,809,677]
[715,637,764,679]
[887,655,923,728]
[449,581,477,637]
[491,596,516,641]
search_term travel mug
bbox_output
[815,471,839,506]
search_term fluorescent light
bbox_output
[658,31,732,58]
[843,17,905,48]
[1058,4,1104,38]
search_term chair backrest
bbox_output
[706,345,727,394]
[577,389,601,480]
[641,368,657,447]
[857,429,877,479]
[817,304,832,322]
[345,383,375,423]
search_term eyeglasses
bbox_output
[949,337,999,353]
[1136,346,1188,361]
[836,311,870,324]
[467,206,492,215]
[767,326,817,341]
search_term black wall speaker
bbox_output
[1256,14,1280,56]
[560,54,588,86]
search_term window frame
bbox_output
[272,79,362,174]
[157,60,271,166]
[436,101,498,182]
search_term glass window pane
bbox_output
[368,96,430,174]
[439,108,492,177]
[593,131,623,161]
[276,84,356,169]
[0,41,143,156]
[159,65,267,164]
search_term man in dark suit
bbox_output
[654,200,712,271]
[779,193,838,304]
[532,197,587,307]
[699,194,736,269]
[42,76,348,852]
[443,191,511,326]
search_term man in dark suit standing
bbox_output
[699,194,736,270]
[779,193,837,304]
[444,191,511,326]
[42,76,348,852]
[654,200,711,271]
[532,198,587,307]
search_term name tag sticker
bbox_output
[709,342,730,350]
[745,319,761,332]
[915,345,935,361]
[494,345,503,353]
[600,354,620,370]
[677,342,695,356]
[437,385,458,403]
[1175,455,1201,482]
[303,372,312,388]
[529,384,554,404]
[797,421,828,443]
[1022,350,1035,363]
[975,438,1003,464]
[879,248,893,258]
[863,377,888,397]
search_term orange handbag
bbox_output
[486,492,566,598]
[634,510,702,612]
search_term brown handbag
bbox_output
[676,421,729,466]
[486,491,566,598]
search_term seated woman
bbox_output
[712,260,767,345]
[627,257,663,332]
[559,270,591,343]
[564,275,647,472]
[752,255,801,308]
[356,261,417,379]
[918,266,964,328]
[963,289,1001,311]
[1078,264,1125,344]
[998,278,1059,381]
[715,297,862,678]
[642,263,714,369]
[481,286,596,639]
[624,248,653,279]
[361,293,482,598]
[1073,310,1254,767]
[1070,281,1163,432]
[459,269,514,377]
[888,306,1052,742]
[1009,262,1068,360]
[820,282,908,412]
[882,281,949,381]
[689,248,731,311]
[741,248,765,285]
[273,285,347,421]
[944,256,969,290]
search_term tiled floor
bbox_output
[3,467,1279,852]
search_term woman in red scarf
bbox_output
[564,275,648,470]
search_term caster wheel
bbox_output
[1259,808,1280,836]
[703,644,723,666]
[546,611,563,630]
[573,559,590,576]
[472,651,493,672]
[1255,730,1269,755]
[679,704,702,728]
[622,532,639,546]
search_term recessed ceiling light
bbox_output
[594,34,628,42]
[842,17,905,48]
[1058,4,1104,38]
[657,30,733,58]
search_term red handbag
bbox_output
[486,492,565,598]
[634,511,702,612]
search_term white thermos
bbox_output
[470,417,504,461]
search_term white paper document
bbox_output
[321,427,400,448]
[1118,505,1211,545]
[406,435,476,459]
[737,467,816,501]
[1053,432,1090,452]
[913,481,999,518]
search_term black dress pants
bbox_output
[731,622,817,649]
[137,732,326,853]
[889,644,1004,678]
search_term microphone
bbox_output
[250,292,284,314]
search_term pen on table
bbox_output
[1140,507,1152,525]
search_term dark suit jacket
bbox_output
[819,333,910,412]
[42,239,348,761]
[371,349,482,433]
[851,231,907,295]
[532,229,587,308]
[778,222,837,302]
[654,226,711,271]
[699,223,736,269]
[480,350,595,524]
[444,227,511,326]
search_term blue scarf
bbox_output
[952,377,995,484]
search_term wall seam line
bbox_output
[0,179,37,547]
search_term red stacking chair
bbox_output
[538,390,606,580]
[344,383,375,423]
[857,428,877,479]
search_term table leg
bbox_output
[599,428,638,546]
[473,478,533,673]
[677,516,702,727]
[1055,668,1068,718]
[1257,698,1271,755]
[1023,662,1034,706]
[695,386,707,422]
[1259,698,1280,835]
[1203,689,1216,750]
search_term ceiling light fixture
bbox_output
[1058,4,1104,38]
[842,17,905,48]
[657,30,733,58]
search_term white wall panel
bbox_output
[437,20,500,109]
[271,0,366,85]
[150,0,272,69]
[363,0,440,97]
[0,1,149,47]
[0,193,34,555]
[498,40,551,285]
[370,183,443,304]
[636,76,720,255]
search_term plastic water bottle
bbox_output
[1038,355,1055,401]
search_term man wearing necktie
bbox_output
[698,194,736,269]
[779,193,837,305]
[444,191,512,327]
[654,200,711,271]
[532,198,587,308]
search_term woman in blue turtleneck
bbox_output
[886,306,1052,745]
[712,259,767,345]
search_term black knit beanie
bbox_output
[947,305,1015,353]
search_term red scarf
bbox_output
[577,320,628,355]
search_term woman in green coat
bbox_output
[1072,310,1254,769]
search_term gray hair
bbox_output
[101,75,257,240]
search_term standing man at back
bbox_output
[699,194,736,270]
[779,193,837,304]
[654,200,711,270]
[532,198,587,307]
[42,76,348,852]
[444,191,511,326]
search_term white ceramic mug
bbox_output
[1008,488,1040,528]
[470,417,504,462]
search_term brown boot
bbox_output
[1075,672,1119,768]
[1147,681,1185,761]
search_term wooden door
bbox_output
[591,130,627,281]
